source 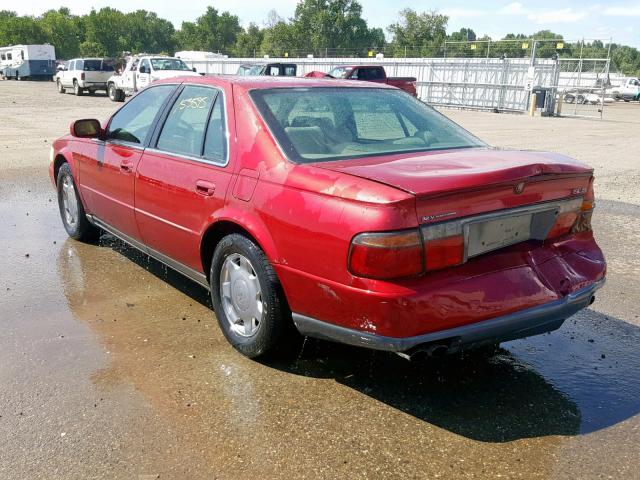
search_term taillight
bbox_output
[421,222,465,271]
[81,72,85,80]
[549,178,595,238]
[571,179,595,234]
[349,229,423,279]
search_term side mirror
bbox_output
[139,65,147,74]
[192,67,197,72]
[70,119,102,139]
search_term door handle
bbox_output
[120,160,134,173]
[195,180,215,196]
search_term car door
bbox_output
[137,58,151,90]
[125,59,139,93]
[77,84,177,241]
[135,83,234,272]
[63,60,74,87]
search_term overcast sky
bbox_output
[11,1,640,47]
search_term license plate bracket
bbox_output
[466,214,533,258]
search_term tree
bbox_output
[285,0,384,56]
[39,8,80,59]
[0,11,46,46]
[387,9,448,57]
[174,7,241,54]
[81,8,128,57]
[233,23,264,57]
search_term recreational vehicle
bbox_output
[1,44,56,80]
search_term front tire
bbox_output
[73,80,83,96]
[57,163,100,242]
[108,83,125,102]
[210,234,290,358]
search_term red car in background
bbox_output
[305,65,418,97]
[50,76,605,359]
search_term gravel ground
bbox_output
[0,80,639,480]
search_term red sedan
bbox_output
[50,76,606,359]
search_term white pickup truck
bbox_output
[55,58,114,96]
[608,77,640,102]
[107,55,200,102]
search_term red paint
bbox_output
[50,75,605,341]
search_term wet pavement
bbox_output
[1,82,640,479]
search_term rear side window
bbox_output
[107,85,175,145]
[358,68,384,80]
[157,85,219,158]
[203,96,226,162]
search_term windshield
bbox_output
[250,87,485,163]
[150,58,191,71]
[327,67,352,79]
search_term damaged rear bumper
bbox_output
[292,278,605,353]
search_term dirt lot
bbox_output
[1,80,639,480]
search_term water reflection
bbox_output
[58,235,640,443]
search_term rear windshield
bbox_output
[83,59,114,72]
[250,87,485,163]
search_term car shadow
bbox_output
[86,234,640,443]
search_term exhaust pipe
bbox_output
[589,294,596,305]
[396,343,450,361]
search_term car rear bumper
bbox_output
[293,278,604,353]
[277,231,605,344]
[79,81,107,88]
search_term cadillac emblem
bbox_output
[514,182,525,194]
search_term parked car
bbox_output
[306,65,418,96]
[50,76,605,359]
[107,55,200,102]
[236,62,297,76]
[55,58,114,95]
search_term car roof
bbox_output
[155,74,396,91]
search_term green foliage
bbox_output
[387,9,448,57]
[0,2,638,77]
[173,7,241,53]
[0,11,45,46]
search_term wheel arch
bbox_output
[200,217,279,283]
[53,152,73,183]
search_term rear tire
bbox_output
[56,163,100,242]
[57,79,65,94]
[73,80,83,96]
[210,234,290,358]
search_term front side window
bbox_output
[157,85,220,158]
[251,87,485,163]
[150,58,191,71]
[139,58,150,73]
[107,85,176,145]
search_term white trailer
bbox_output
[1,44,56,80]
